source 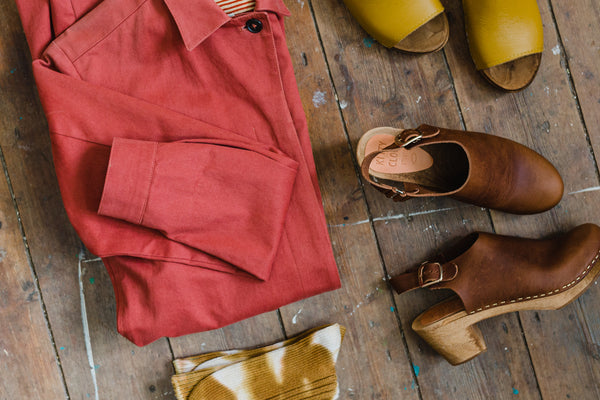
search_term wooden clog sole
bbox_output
[394,13,449,53]
[411,249,600,365]
[481,53,542,91]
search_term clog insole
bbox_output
[481,53,542,91]
[362,134,469,193]
[395,13,449,53]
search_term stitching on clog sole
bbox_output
[468,250,600,315]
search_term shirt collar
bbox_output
[164,0,291,51]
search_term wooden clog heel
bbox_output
[463,0,544,91]
[391,224,600,365]
[343,0,449,53]
[411,298,486,365]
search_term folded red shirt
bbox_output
[16,0,340,345]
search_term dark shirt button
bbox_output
[246,19,263,33]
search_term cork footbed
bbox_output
[356,127,469,193]
[395,13,449,53]
[411,250,600,365]
[481,53,542,91]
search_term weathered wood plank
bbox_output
[1,2,177,398]
[550,0,600,157]
[549,11,600,381]
[279,1,420,398]
[77,259,175,399]
[4,0,599,398]
[309,0,540,398]
[169,312,285,359]
[0,1,99,396]
[443,0,600,397]
[0,152,66,399]
[0,2,69,399]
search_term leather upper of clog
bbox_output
[392,224,600,315]
[360,124,564,214]
[421,125,563,214]
[343,0,444,48]
[463,0,544,69]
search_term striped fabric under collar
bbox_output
[214,0,256,16]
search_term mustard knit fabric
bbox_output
[171,324,346,400]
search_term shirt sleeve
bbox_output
[97,137,298,281]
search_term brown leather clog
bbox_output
[391,224,600,365]
[357,124,563,214]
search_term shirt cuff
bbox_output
[98,137,157,224]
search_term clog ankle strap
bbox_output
[394,124,440,149]
[359,148,420,201]
[359,124,442,200]
[390,262,459,294]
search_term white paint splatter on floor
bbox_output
[568,186,600,195]
[312,90,327,108]
[78,253,99,400]
[328,207,455,228]
[292,308,303,324]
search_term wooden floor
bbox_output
[2,0,600,398]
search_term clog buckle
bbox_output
[396,133,423,148]
[418,262,444,288]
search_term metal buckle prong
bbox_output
[391,187,407,197]
[403,134,423,147]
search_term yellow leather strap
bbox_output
[464,0,544,70]
[343,0,444,48]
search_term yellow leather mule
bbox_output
[464,0,544,91]
[343,0,449,53]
